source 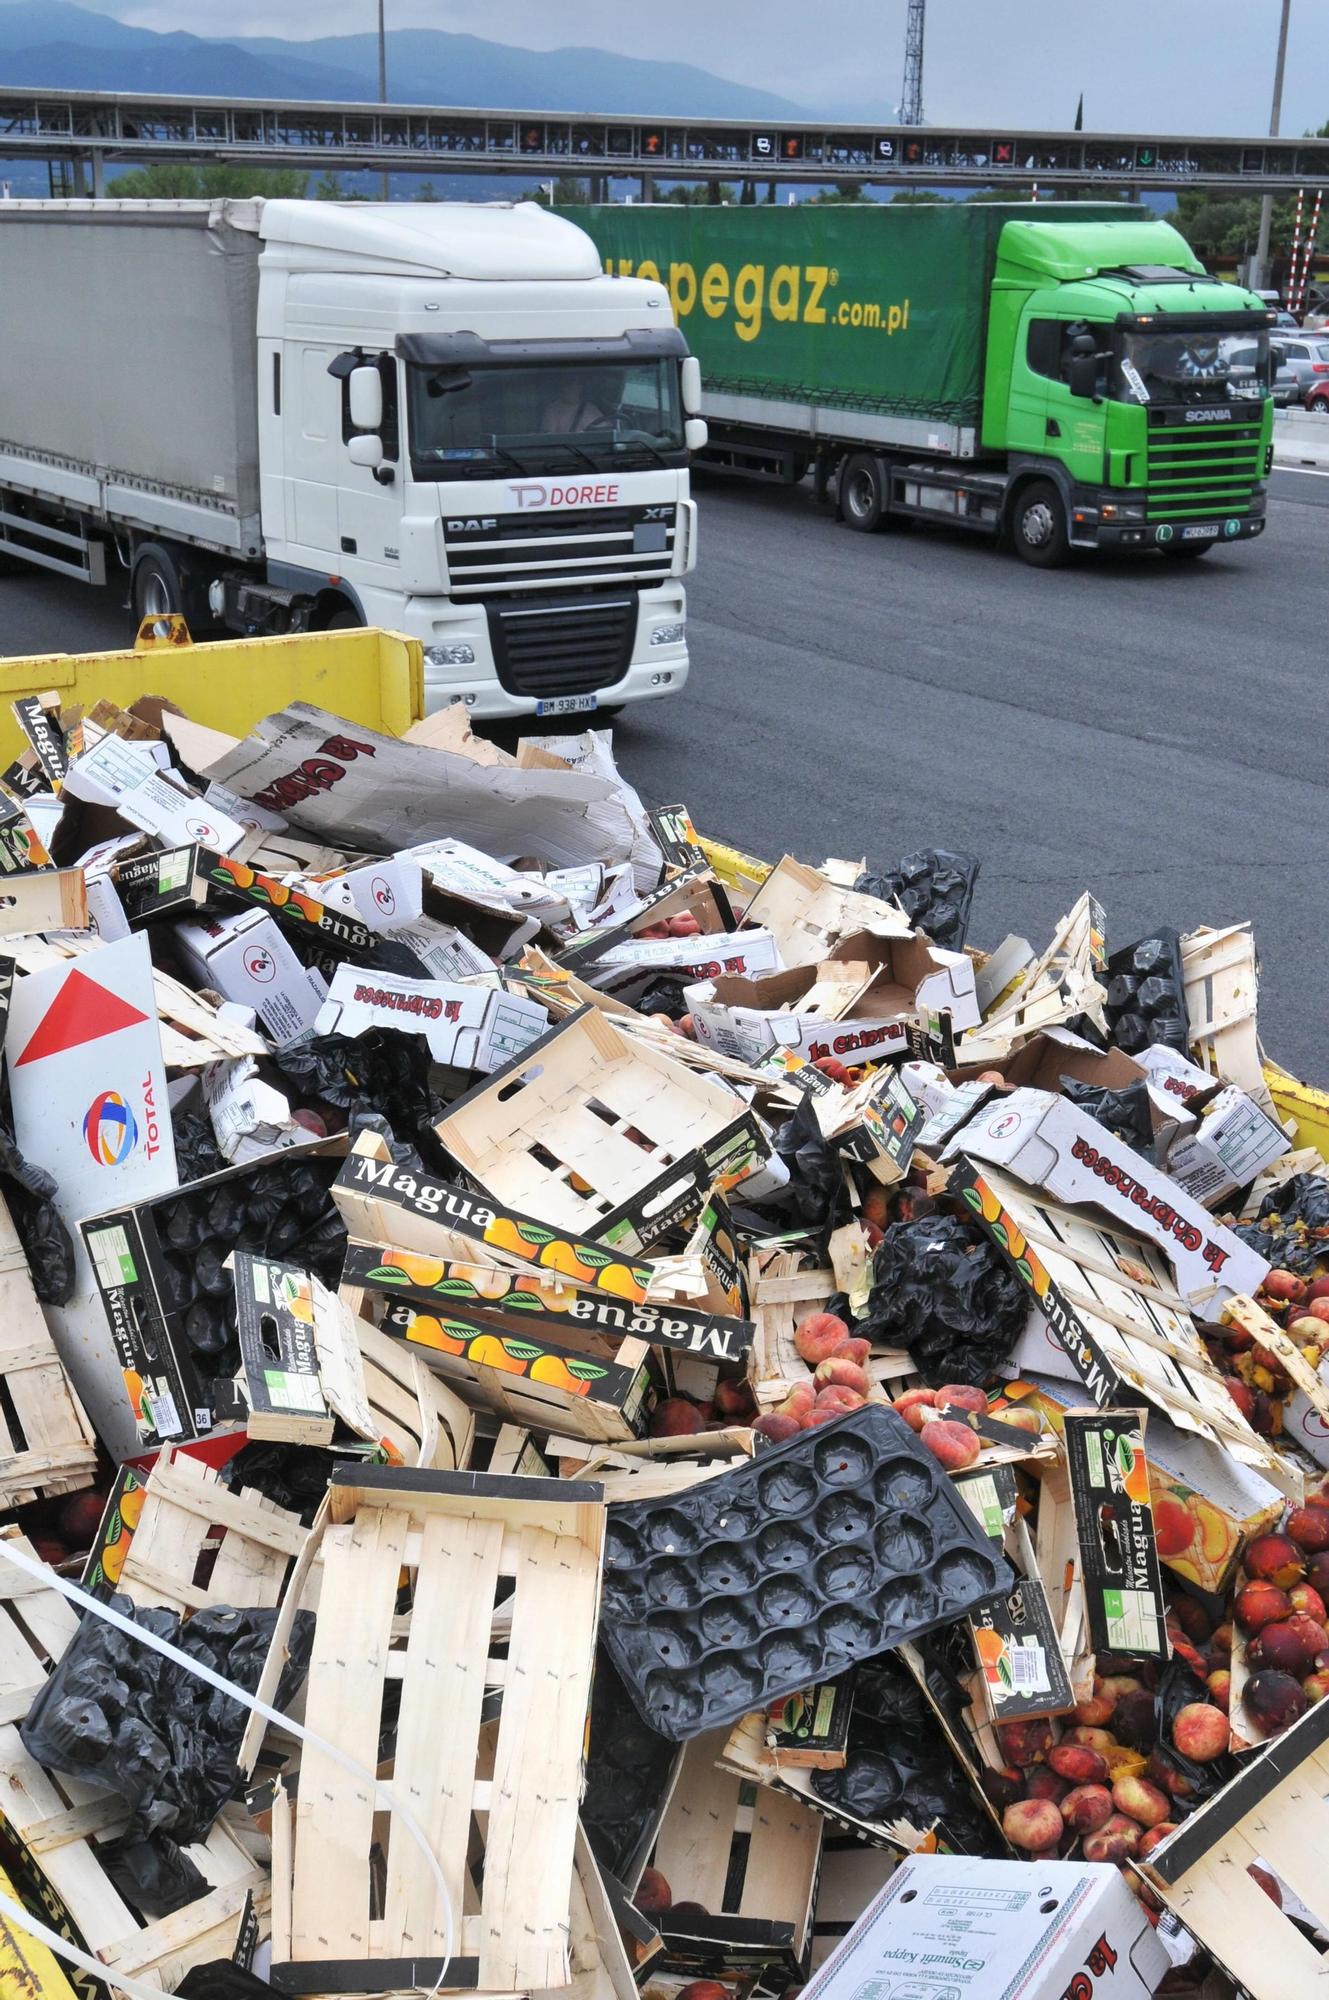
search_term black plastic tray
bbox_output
[600,1405,1013,1741]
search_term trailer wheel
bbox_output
[1012,481,1069,568]
[839,453,887,532]
[131,544,185,628]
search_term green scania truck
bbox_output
[579,201,1276,565]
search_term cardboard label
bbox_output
[204,851,374,956]
[1064,1410,1168,1658]
[231,1252,333,1442]
[956,1464,1075,1722]
[648,803,708,872]
[342,1240,754,1361]
[379,1296,650,1417]
[315,965,548,1074]
[829,1067,927,1175]
[334,1144,657,1298]
[765,1677,855,1769]
[113,845,209,923]
[12,695,67,792]
[0,792,52,874]
[557,860,718,970]
[376,916,497,983]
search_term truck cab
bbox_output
[982,217,1276,562]
[250,202,702,716]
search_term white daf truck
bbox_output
[0,198,704,719]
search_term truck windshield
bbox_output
[406,358,684,479]
[1114,326,1272,408]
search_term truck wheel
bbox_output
[322,606,363,631]
[839,453,887,533]
[1012,481,1069,568]
[131,545,185,626]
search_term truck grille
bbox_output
[1145,414,1264,520]
[445,506,675,595]
[488,593,636,698]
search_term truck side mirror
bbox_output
[348,433,385,470]
[680,356,703,415]
[1066,355,1098,398]
[349,365,384,433]
[684,417,709,452]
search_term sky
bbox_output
[70,0,1327,137]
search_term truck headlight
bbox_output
[1101,501,1146,523]
[651,622,686,646]
[425,643,476,667]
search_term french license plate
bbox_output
[534,694,599,717]
[1182,523,1220,540]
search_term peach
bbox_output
[1101,1745,1148,1783]
[997,1718,1054,1768]
[919,1418,980,1471]
[1211,1622,1234,1656]
[1263,1269,1308,1303]
[778,1381,816,1419]
[1287,1316,1327,1344]
[1205,1670,1231,1714]
[1026,1768,1069,1804]
[814,1384,866,1414]
[861,1186,890,1230]
[1250,1620,1320,1675]
[1248,1866,1283,1909]
[1303,1668,1329,1704]
[1072,1683,1118,1727]
[1083,1813,1141,1864]
[1002,1798,1064,1853]
[666,912,702,938]
[980,1767,1025,1812]
[1235,1581,1292,1633]
[1066,1726,1116,1752]
[892,1387,938,1432]
[1147,1748,1195,1801]
[1169,1595,1211,1645]
[1287,1610,1329,1655]
[935,1383,987,1414]
[1099,1675,1144,1701]
[793,1312,851,1366]
[753,1413,802,1444]
[1308,1277,1329,1303]
[1048,1743,1109,1785]
[1060,1783,1114,1834]
[1246,1670,1308,1733]
[1171,1703,1228,1762]
[1288,1507,1329,1554]
[1245,1534,1306,1589]
[814,1356,870,1396]
[713,1378,757,1421]
[1112,1775,1171,1829]
[677,1984,728,2000]
[1153,1494,1198,1560]
[1308,1297,1329,1324]
[1112,1690,1158,1751]
[1225,1378,1257,1422]
[1309,1552,1329,1599]
[634,1868,671,1916]
[831,1336,871,1367]
[805,1401,865,1428]
[650,1398,704,1438]
[1135,1823,1179,1860]
[1290,1583,1328,1623]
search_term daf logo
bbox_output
[642,505,672,520]
[446,517,497,531]
[1183,409,1233,423]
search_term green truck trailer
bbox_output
[578,201,1276,565]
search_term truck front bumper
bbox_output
[1068,489,1268,552]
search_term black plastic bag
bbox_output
[862,1210,1027,1386]
[273,1028,445,1161]
[175,1967,276,2000]
[772,1092,852,1234]
[22,1597,314,1845]
[171,1102,229,1186]
[102,1834,209,1917]
[220,1443,337,1524]
[811,1655,993,1854]
[1104,929,1189,1056]
[854,848,980,951]
[633,976,693,1022]
[1061,1075,1157,1161]
[1235,1171,1329,1275]
[0,1122,76,1305]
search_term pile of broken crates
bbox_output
[0,682,1326,2000]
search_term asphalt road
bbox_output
[1,467,1326,1077]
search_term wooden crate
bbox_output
[10,936,266,1069]
[435,1005,766,1252]
[0,1529,270,1991]
[648,1730,822,1977]
[747,1251,909,1413]
[358,1318,476,1472]
[108,1448,311,1615]
[0,1192,96,1509]
[959,893,1108,1062]
[1181,923,1272,1109]
[1140,1692,1329,2000]
[264,1465,604,1996]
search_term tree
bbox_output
[808,178,866,204]
[107,164,309,199]
[661,183,737,204]
[313,170,345,200]
[1172,189,1297,263]
[547,176,591,205]
[889,190,943,205]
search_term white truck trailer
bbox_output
[0,197,705,719]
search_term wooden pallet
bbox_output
[960,892,1108,1062]
[264,1465,604,1996]
[0,1529,270,1992]
[1181,923,1272,1109]
[0,1193,96,1508]
[1140,1692,1329,2000]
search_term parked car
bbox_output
[1269,335,1329,404]
[1305,378,1329,415]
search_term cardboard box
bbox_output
[435,1006,776,1254]
[594,925,783,988]
[314,964,548,1073]
[1163,1084,1291,1208]
[175,909,327,1048]
[6,932,179,1459]
[0,792,53,873]
[1063,1409,1168,1659]
[946,1086,1269,1305]
[801,1854,1170,2000]
[1006,1374,1285,1595]
[556,858,737,973]
[742,854,912,968]
[954,1462,1075,1723]
[227,1252,377,1446]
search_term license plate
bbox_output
[534,694,599,717]
[1182,524,1220,540]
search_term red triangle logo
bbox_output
[14,967,151,1066]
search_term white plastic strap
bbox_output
[0,1534,454,1997]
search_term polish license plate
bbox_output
[534,694,599,717]
[1182,523,1220,540]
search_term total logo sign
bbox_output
[83,1076,166,1167]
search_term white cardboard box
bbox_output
[801,1855,1169,2000]
[947,1087,1268,1305]
[174,909,327,1048]
[1163,1084,1290,1208]
[315,964,549,1073]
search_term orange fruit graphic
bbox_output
[404,1313,466,1356]
[599,1262,647,1301]
[467,1333,529,1376]
[119,1486,146,1530]
[391,1252,446,1288]
[540,1240,596,1281]
[100,1538,127,1585]
[529,1355,591,1397]
[487,1218,531,1259]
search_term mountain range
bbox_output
[0,2,810,117]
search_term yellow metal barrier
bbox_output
[698,834,1329,1151]
[0,617,425,766]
